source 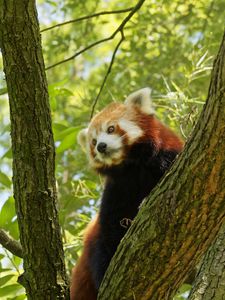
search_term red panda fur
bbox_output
[70,216,100,300]
[71,88,184,299]
[136,112,183,151]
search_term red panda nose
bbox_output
[97,142,107,153]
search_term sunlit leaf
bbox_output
[56,130,79,153]
[0,171,11,188]
[0,196,16,227]
[54,126,81,141]
[196,50,208,67]
[0,284,24,297]
[10,295,27,300]
[2,148,12,159]
[0,274,15,287]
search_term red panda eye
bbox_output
[107,126,115,134]
[92,139,97,146]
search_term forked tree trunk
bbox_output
[0,1,69,299]
[98,31,225,300]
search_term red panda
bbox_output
[70,88,183,299]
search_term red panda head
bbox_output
[78,88,156,170]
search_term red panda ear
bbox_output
[77,128,88,152]
[125,87,154,115]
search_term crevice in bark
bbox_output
[188,223,225,300]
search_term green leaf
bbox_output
[0,171,11,188]
[0,254,5,260]
[50,95,57,110]
[56,130,80,153]
[57,88,74,97]
[2,148,12,159]
[0,87,8,95]
[53,122,68,133]
[0,197,16,227]
[174,283,192,299]
[0,274,15,287]
[11,295,26,300]
[54,126,81,141]
[0,284,24,297]
[196,50,208,67]
[178,283,191,294]
[46,0,58,7]
[0,268,12,273]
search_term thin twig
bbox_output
[45,36,113,70]
[111,0,146,36]
[0,228,23,258]
[90,30,125,119]
[41,7,134,33]
[45,0,146,70]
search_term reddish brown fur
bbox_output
[134,110,183,151]
[72,101,183,299]
[89,103,125,130]
[115,124,127,142]
[70,216,100,300]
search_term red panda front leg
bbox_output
[70,216,100,300]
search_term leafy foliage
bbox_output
[0,0,224,298]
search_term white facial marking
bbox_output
[91,128,97,139]
[97,132,122,150]
[118,119,143,144]
[88,130,124,167]
[77,128,88,152]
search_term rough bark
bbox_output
[188,223,225,300]
[0,1,69,299]
[98,31,225,300]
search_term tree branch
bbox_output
[41,7,134,33]
[90,30,125,119]
[45,36,113,70]
[0,229,23,258]
[45,0,146,70]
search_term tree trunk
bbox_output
[0,1,69,299]
[98,31,225,300]
[188,223,225,300]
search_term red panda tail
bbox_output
[70,216,100,300]
[70,254,97,300]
